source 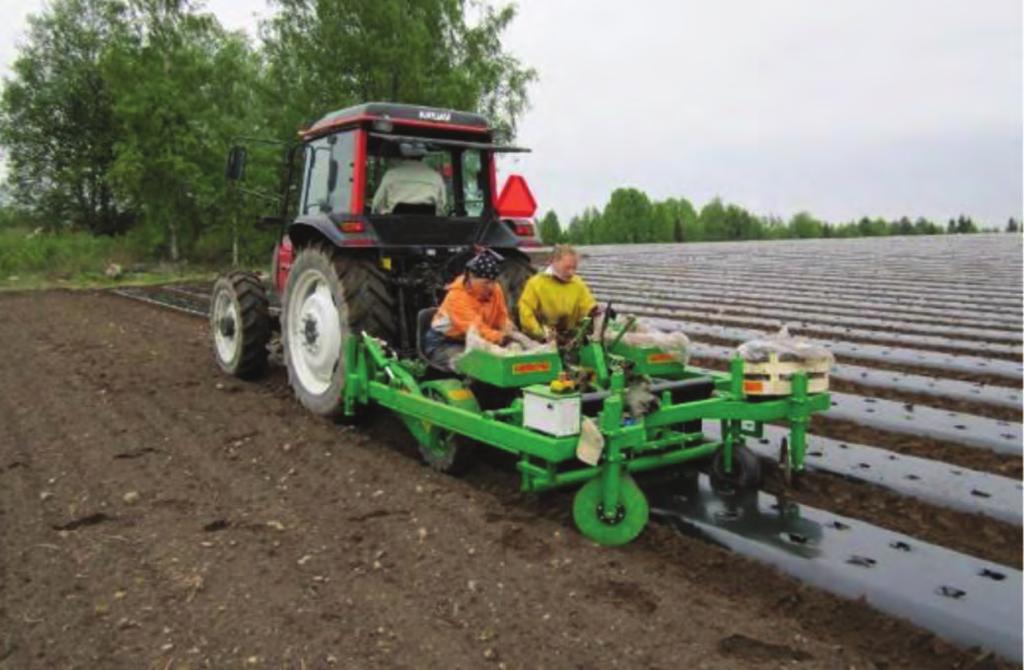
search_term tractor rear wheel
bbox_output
[210,272,270,379]
[281,246,396,418]
[497,253,536,319]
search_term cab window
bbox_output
[364,134,488,217]
[461,151,486,216]
[300,131,355,215]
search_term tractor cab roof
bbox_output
[303,102,490,140]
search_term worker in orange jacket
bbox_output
[423,250,511,369]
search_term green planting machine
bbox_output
[339,317,829,545]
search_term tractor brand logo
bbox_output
[418,110,451,122]
[512,361,551,375]
[646,352,676,364]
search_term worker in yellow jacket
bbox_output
[517,245,598,343]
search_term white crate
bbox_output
[523,389,581,437]
[743,354,830,397]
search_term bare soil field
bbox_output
[1,290,1006,669]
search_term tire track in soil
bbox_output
[2,290,1010,668]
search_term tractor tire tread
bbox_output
[497,253,536,322]
[334,253,397,342]
[215,271,270,379]
[282,245,397,418]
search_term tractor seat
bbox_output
[416,308,437,360]
[392,203,437,216]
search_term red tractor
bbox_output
[211,102,541,417]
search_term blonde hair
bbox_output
[550,244,579,261]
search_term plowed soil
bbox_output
[0,291,1008,669]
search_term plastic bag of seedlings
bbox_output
[736,326,834,366]
[461,326,556,358]
[576,417,605,465]
[617,319,692,365]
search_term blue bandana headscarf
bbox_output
[465,249,503,280]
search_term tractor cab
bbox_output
[282,102,539,255]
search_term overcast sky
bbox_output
[2,0,1021,225]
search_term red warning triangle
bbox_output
[496,175,537,218]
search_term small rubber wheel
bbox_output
[210,272,270,379]
[710,444,763,494]
[572,475,649,546]
[419,389,475,475]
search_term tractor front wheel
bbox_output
[210,272,270,379]
[572,475,649,546]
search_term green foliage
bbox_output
[101,0,263,262]
[723,203,761,240]
[0,204,36,230]
[559,187,977,246]
[0,0,132,235]
[0,226,139,277]
[537,209,562,244]
[913,217,942,235]
[566,207,599,245]
[652,197,697,242]
[259,0,536,141]
[595,188,653,243]
[943,216,981,234]
[789,211,822,238]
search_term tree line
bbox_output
[536,188,1021,246]
[0,0,535,263]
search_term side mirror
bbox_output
[226,145,247,181]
